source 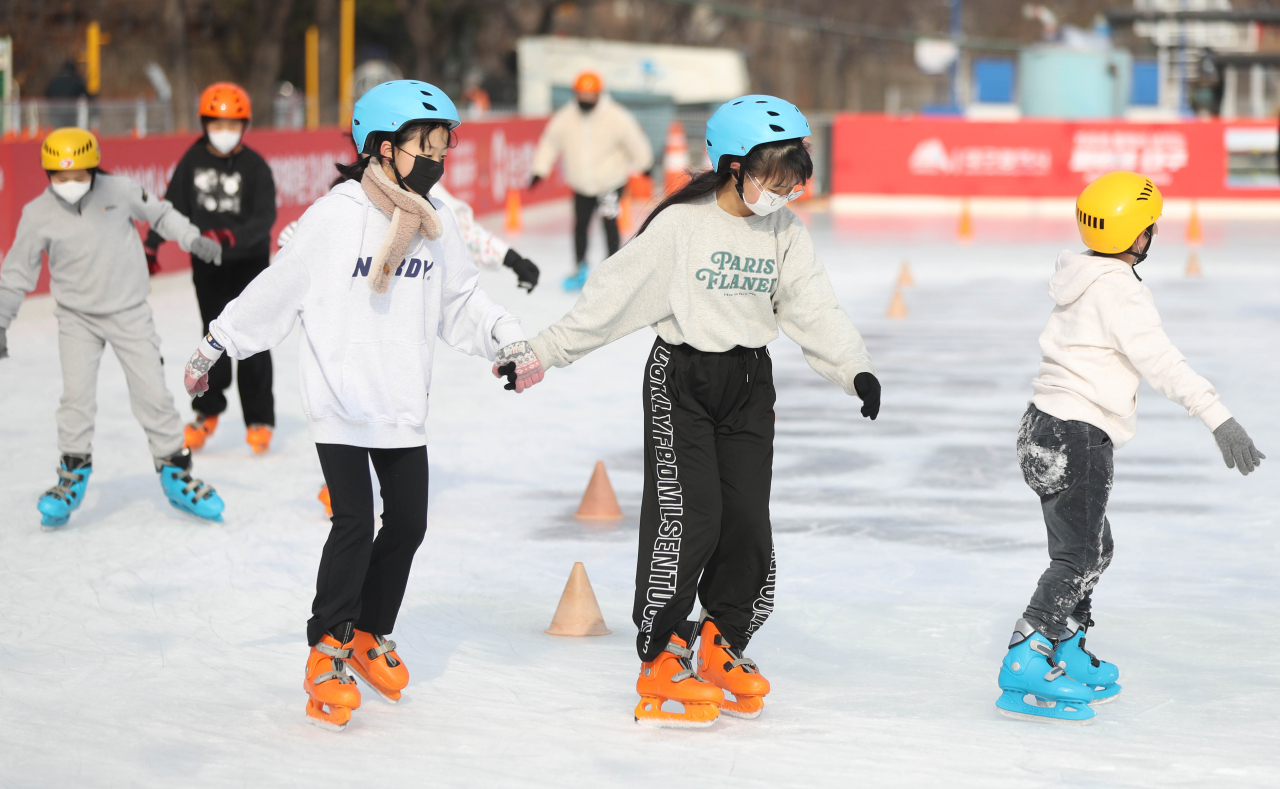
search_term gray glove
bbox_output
[189,235,223,265]
[0,325,8,359]
[1213,418,1265,476]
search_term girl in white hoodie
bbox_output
[996,171,1265,725]
[180,81,543,732]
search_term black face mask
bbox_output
[577,99,597,112]
[393,148,445,195]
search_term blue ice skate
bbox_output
[1055,617,1121,703]
[562,264,588,292]
[996,619,1095,725]
[156,448,224,522]
[37,455,93,528]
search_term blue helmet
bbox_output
[351,80,460,154]
[704,95,811,172]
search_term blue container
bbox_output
[1018,44,1132,118]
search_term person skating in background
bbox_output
[528,70,653,292]
[996,171,1266,725]
[0,128,226,528]
[146,82,278,455]
[182,81,540,731]
[515,96,880,727]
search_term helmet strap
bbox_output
[733,166,745,201]
[1131,224,1154,281]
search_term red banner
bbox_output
[0,118,566,295]
[832,114,1280,199]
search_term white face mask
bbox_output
[51,178,92,204]
[208,129,242,155]
[743,172,802,217]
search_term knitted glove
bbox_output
[503,248,540,292]
[188,235,223,265]
[491,340,544,393]
[184,334,225,397]
[854,372,880,420]
[1213,418,1265,476]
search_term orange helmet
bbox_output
[573,71,603,94]
[199,82,252,120]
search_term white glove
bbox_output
[491,341,545,394]
[184,334,225,397]
[188,235,223,265]
[276,220,298,249]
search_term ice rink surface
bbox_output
[1,202,1277,787]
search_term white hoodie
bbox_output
[1031,249,1231,448]
[209,180,523,448]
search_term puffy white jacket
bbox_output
[531,94,654,197]
[1031,249,1231,447]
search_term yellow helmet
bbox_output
[41,127,102,171]
[1076,171,1162,254]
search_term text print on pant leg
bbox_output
[746,544,776,637]
[640,345,684,656]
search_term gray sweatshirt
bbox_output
[0,174,205,328]
[529,194,875,394]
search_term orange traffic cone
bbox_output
[504,188,523,233]
[1185,251,1202,278]
[1186,200,1203,245]
[575,461,624,521]
[897,260,915,288]
[886,288,908,319]
[318,485,331,517]
[957,198,974,242]
[545,562,612,636]
[618,188,634,236]
[663,120,690,194]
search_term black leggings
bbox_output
[309,443,429,645]
[573,191,621,265]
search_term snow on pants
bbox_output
[310,443,429,646]
[633,338,777,662]
[573,190,621,265]
[1017,404,1115,640]
[53,302,185,460]
[191,257,274,426]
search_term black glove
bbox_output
[528,174,542,189]
[503,248,540,292]
[854,372,880,420]
[144,244,161,276]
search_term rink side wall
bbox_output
[0,118,569,297]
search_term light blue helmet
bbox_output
[351,80,460,154]
[704,95,811,172]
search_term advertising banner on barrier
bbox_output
[0,117,567,295]
[832,114,1280,199]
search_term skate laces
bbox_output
[169,466,216,501]
[313,641,356,686]
[44,467,86,503]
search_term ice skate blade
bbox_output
[305,699,351,732]
[719,694,764,719]
[167,499,224,523]
[996,690,1094,725]
[633,697,720,729]
[348,664,402,704]
[1087,683,1121,705]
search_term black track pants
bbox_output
[573,191,620,265]
[633,339,777,662]
[309,443,429,645]
[191,257,274,426]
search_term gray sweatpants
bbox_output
[1017,404,1115,641]
[55,302,185,460]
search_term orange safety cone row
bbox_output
[1186,200,1203,245]
[575,461,624,521]
[504,187,523,234]
[886,288,908,319]
[545,562,612,636]
[1185,251,1202,278]
[897,260,915,288]
[663,120,691,194]
[957,198,974,242]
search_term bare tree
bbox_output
[163,0,191,130]
[247,0,297,121]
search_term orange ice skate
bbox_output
[318,485,332,516]
[303,632,361,731]
[347,629,409,703]
[246,424,272,455]
[183,414,218,450]
[695,615,769,719]
[635,634,723,728]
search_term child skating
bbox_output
[146,82,280,455]
[181,81,540,731]
[0,128,226,528]
[997,171,1265,724]
[518,96,880,727]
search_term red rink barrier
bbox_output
[832,114,1280,199]
[0,118,567,296]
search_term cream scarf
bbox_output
[359,159,443,294]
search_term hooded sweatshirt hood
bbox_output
[1047,249,1133,306]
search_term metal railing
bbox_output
[673,110,836,196]
[2,98,177,139]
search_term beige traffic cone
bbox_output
[1186,200,1203,245]
[504,188,523,233]
[886,287,908,319]
[957,198,974,242]
[546,562,611,636]
[897,260,915,288]
[1185,250,1202,278]
[575,461,624,521]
